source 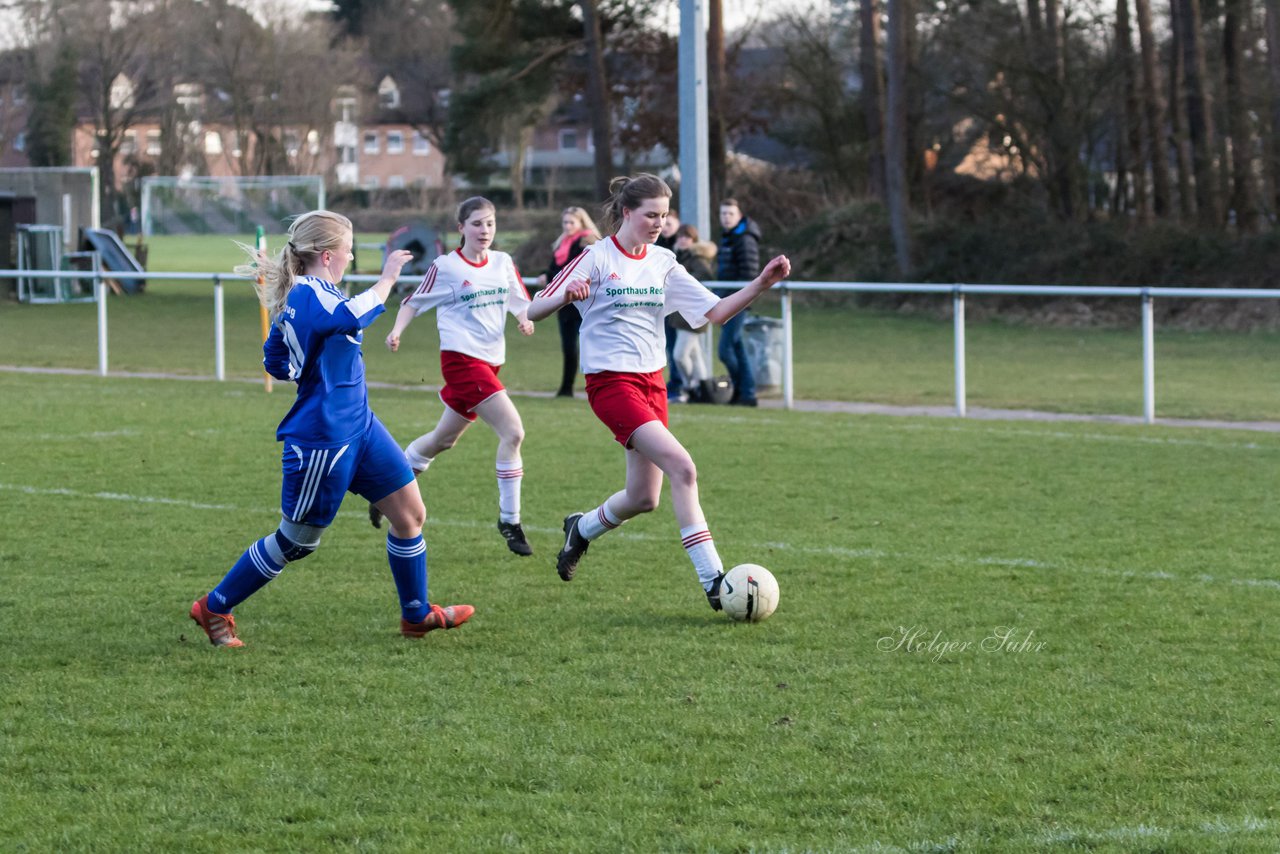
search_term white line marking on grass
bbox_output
[27,429,143,441]
[11,482,1280,594]
[1037,815,1272,846]
[1,482,238,511]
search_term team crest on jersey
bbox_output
[606,272,622,281]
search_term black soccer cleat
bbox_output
[705,572,726,611]
[555,512,590,581]
[369,502,384,529]
[498,519,533,556]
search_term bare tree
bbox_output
[1134,0,1172,217]
[1266,0,1280,215]
[885,0,911,275]
[579,0,614,200]
[1169,0,1196,218]
[1115,0,1147,219]
[1223,0,1259,230]
[707,0,727,204]
[1175,0,1222,225]
[860,0,886,200]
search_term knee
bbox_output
[391,501,427,533]
[667,458,698,490]
[502,425,525,449]
[272,521,324,563]
[627,486,661,514]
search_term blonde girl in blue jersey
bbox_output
[188,210,474,647]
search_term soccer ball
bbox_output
[720,564,779,622]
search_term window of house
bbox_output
[146,130,161,156]
[378,76,400,110]
[364,132,379,154]
[386,131,404,154]
[121,131,137,155]
[363,177,380,189]
[13,132,24,152]
[412,131,430,156]
[336,97,357,125]
[387,175,405,189]
[558,129,578,151]
[339,145,356,165]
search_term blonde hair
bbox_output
[600,173,671,234]
[235,210,353,318]
[552,206,602,250]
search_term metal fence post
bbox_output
[780,286,794,410]
[214,274,225,381]
[954,286,966,417]
[1142,289,1154,424]
[95,256,108,377]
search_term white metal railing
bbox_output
[4,268,1279,424]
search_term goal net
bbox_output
[140,175,326,236]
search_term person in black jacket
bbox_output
[715,199,762,406]
[536,206,601,397]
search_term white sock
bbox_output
[681,525,724,590]
[496,457,523,524]
[578,498,624,541]
[405,440,434,474]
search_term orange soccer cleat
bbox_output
[189,595,245,648]
[400,604,475,638]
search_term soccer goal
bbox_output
[140,175,326,236]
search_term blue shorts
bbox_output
[278,414,414,527]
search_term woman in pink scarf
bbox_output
[536,206,601,397]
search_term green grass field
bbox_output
[3,234,1280,850]
[2,372,1279,851]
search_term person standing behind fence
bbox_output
[527,173,792,612]
[715,199,762,407]
[375,197,537,559]
[671,223,717,402]
[188,210,474,648]
[656,211,684,399]
[535,207,601,398]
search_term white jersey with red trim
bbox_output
[542,236,720,374]
[401,248,531,365]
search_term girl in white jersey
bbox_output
[375,197,537,557]
[527,174,791,611]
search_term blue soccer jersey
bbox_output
[264,275,386,446]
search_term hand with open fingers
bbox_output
[382,248,414,280]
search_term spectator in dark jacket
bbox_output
[715,199,762,406]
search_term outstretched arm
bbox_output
[528,278,590,322]
[705,255,791,325]
[385,302,418,351]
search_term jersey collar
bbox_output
[610,235,647,260]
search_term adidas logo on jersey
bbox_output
[461,279,473,288]
[606,272,622,280]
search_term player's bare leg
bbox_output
[475,392,532,555]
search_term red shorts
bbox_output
[585,369,668,447]
[439,351,504,421]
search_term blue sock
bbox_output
[386,533,428,623]
[209,535,286,614]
